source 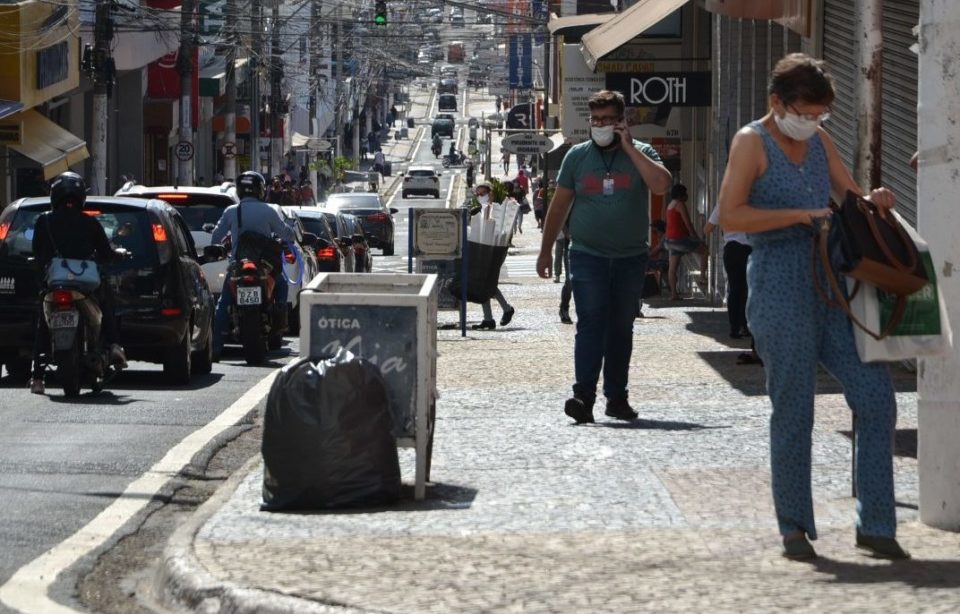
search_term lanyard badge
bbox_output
[600,150,616,196]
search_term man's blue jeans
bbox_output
[568,249,646,403]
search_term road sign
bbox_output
[220,141,237,158]
[174,140,194,161]
[501,132,554,155]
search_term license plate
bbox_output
[236,286,262,306]
[49,311,79,329]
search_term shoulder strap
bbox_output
[812,221,906,341]
[237,201,243,230]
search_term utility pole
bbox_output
[855,0,883,189]
[89,0,114,194]
[334,3,343,161]
[222,0,237,179]
[250,0,262,174]
[177,0,197,186]
[308,0,321,187]
[270,0,283,176]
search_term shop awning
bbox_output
[7,110,89,180]
[291,132,332,151]
[580,0,690,70]
[547,12,615,36]
[199,57,250,97]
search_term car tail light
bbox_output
[0,222,9,241]
[52,290,73,310]
[283,248,296,264]
[83,210,102,216]
[160,307,182,316]
[152,223,168,242]
[366,213,388,222]
[316,246,336,260]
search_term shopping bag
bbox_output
[847,217,953,362]
[448,241,508,303]
[46,258,100,292]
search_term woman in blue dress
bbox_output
[718,53,909,560]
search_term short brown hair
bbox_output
[768,53,835,106]
[587,90,626,115]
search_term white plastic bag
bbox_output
[848,213,953,362]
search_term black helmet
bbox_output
[49,171,87,211]
[236,171,266,200]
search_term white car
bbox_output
[115,182,318,334]
[402,165,441,199]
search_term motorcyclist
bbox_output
[448,140,456,158]
[431,134,442,156]
[210,170,294,360]
[29,171,127,394]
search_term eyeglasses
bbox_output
[588,115,622,127]
[787,103,831,123]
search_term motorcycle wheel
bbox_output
[239,308,267,365]
[55,330,82,398]
[442,159,450,168]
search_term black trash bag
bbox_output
[448,241,508,304]
[261,348,401,511]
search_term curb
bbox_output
[156,455,370,614]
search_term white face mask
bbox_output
[477,194,490,205]
[591,125,616,148]
[774,110,820,141]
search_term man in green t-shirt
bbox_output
[536,90,672,424]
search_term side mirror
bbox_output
[300,232,318,248]
[389,208,399,215]
[201,244,226,263]
[202,222,215,233]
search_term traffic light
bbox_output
[374,1,387,26]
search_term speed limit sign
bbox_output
[175,141,194,161]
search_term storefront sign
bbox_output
[508,34,533,89]
[502,132,554,155]
[0,122,22,145]
[606,72,711,107]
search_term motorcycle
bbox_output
[226,235,287,365]
[441,152,467,168]
[41,251,128,396]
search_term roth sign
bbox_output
[605,72,711,107]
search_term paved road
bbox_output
[0,339,299,610]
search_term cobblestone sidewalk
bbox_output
[156,220,960,613]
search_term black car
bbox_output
[320,211,358,273]
[284,207,346,273]
[323,193,398,256]
[0,197,220,384]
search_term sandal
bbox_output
[856,531,911,560]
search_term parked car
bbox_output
[342,214,373,272]
[402,165,441,199]
[0,196,220,383]
[323,193,398,256]
[282,207,345,273]
[116,183,317,335]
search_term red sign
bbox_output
[146,0,199,128]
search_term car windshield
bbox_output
[408,170,436,178]
[1,205,153,267]
[321,213,344,238]
[326,196,381,211]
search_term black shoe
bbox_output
[564,396,595,424]
[500,307,515,326]
[730,331,744,339]
[782,534,818,560]
[559,308,573,324]
[856,531,911,559]
[472,320,496,330]
[605,398,638,420]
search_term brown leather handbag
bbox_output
[814,191,929,340]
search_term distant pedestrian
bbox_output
[555,224,573,324]
[536,89,672,424]
[471,182,516,330]
[718,52,908,560]
[465,159,475,188]
[662,183,709,300]
[501,149,511,174]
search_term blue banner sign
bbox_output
[508,34,533,89]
